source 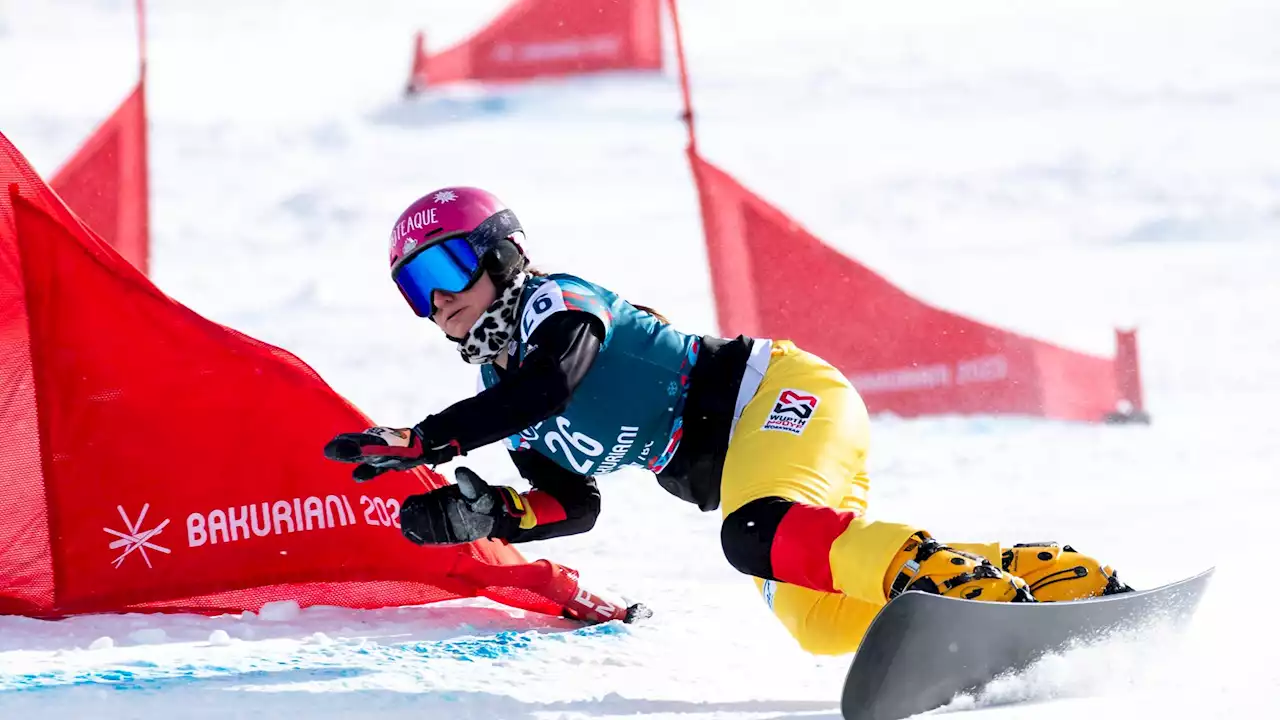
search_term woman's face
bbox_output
[431,271,497,337]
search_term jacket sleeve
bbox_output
[498,449,601,543]
[413,311,604,453]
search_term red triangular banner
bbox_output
[51,78,150,275]
[688,148,1137,422]
[1,131,580,618]
[408,0,662,92]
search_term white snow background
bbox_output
[1,0,1277,717]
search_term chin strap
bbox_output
[456,272,528,365]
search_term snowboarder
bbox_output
[323,187,1133,655]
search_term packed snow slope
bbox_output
[1,1,1277,717]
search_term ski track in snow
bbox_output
[2,621,623,694]
[2,0,1278,718]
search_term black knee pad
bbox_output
[720,496,795,580]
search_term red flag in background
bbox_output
[662,0,1145,423]
[50,0,151,275]
[50,79,150,275]
[407,0,662,92]
[688,149,1137,423]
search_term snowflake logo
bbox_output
[667,381,679,397]
[104,504,171,569]
[433,190,458,204]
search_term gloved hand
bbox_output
[323,426,460,482]
[399,467,526,545]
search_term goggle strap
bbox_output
[468,209,522,256]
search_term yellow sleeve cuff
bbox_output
[497,486,539,530]
[518,503,539,530]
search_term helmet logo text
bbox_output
[392,207,439,246]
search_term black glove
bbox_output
[323,426,460,482]
[399,467,526,545]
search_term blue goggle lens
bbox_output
[393,236,481,318]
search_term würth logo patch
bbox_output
[763,389,820,435]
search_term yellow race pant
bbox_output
[719,340,999,656]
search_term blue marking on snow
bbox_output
[0,622,625,693]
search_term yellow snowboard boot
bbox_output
[884,532,1035,602]
[1001,542,1133,601]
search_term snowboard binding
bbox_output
[885,532,1036,603]
[1001,542,1134,601]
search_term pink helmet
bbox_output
[386,187,527,316]
[387,187,522,270]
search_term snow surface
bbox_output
[2,0,1277,717]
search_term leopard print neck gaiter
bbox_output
[456,272,528,365]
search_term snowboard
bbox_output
[840,567,1214,720]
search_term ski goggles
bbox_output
[392,235,482,318]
